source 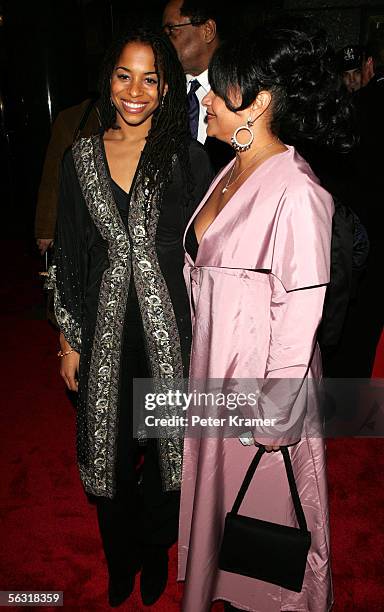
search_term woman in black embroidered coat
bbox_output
[47,27,213,607]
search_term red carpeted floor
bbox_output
[1,240,383,611]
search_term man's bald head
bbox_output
[162,0,222,75]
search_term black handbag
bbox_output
[218,445,311,593]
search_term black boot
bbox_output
[108,560,141,608]
[140,548,169,606]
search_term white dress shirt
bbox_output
[186,69,210,144]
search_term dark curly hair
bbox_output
[98,25,193,211]
[209,26,354,151]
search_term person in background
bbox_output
[180,25,353,611]
[162,0,233,171]
[47,25,213,608]
[355,34,384,143]
[337,45,363,93]
[35,97,101,255]
[342,33,384,377]
[360,35,384,87]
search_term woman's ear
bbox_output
[163,83,169,96]
[249,90,272,123]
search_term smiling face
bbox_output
[203,87,273,147]
[203,89,247,144]
[110,41,167,128]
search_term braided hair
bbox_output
[98,25,193,212]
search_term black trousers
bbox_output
[94,285,180,582]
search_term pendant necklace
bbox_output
[222,140,279,194]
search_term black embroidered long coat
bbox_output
[48,134,213,498]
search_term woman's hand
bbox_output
[36,238,53,255]
[264,444,281,452]
[255,441,281,452]
[254,439,301,452]
[59,332,80,391]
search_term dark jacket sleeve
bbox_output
[317,198,369,350]
[46,150,88,352]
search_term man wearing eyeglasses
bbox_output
[162,0,233,171]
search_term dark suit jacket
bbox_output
[351,71,384,317]
[352,71,384,240]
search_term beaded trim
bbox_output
[73,136,130,497]
[46,264,82,352]
[129,162,184,491]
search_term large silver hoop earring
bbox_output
[230,117,254,152]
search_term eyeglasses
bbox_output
[162,21,201,37]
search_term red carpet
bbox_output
[1,240,383,611]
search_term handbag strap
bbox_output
[231,446,308,532]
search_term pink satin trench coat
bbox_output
[179,146,334,612]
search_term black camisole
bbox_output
[185,223,199,262]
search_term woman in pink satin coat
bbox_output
[179,26,353,612]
